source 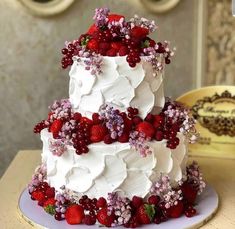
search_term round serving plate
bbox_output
[18,184,218,229]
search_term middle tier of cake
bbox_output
[69,56,165,119]
[41,129,188,199]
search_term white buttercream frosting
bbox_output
[69,56,165,119]
[41,129,187,199]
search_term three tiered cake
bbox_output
[28,8,205,227]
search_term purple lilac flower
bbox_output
[107,192,132,226]
[129,131,152,157]
[99,104,124,139]
[93,7,110,27]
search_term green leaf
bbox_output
[44,205,56,215]
[144,204,155,221]
[141,40,150,48]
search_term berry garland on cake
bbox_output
[34,99,198,157]
[28,162,205,227]
[61,7,174,75]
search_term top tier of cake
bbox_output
[69,56,164,119]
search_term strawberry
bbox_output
[87,39,99,51]
[130,26,149,39]
[108,14,124,22]
[50,119,63,138]
[65,204,85,225]
[45,187,55,198]
[99,42,111,51]
[118,132,129,143]
[90,124,108,142]
[80,117,93,125]
[106,48,117,56]
[168,201,184,218]
[87,24,98,35]
[111,42,122,50]
[97,208,115,227]
[181,182,198,204]
[136,122,155,139]
[137,204,155,224]
[43,198,56,208]
[31,191,45,202]
[118,46,129,56]
[132,196,143,209]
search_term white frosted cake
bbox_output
[28,8,205,227]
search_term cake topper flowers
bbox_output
[60,7,174,74]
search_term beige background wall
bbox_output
[0,0,204,176]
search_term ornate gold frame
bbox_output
[18,0,74,17]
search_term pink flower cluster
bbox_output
[151,174,182,209]
[129,131,152,157]
[49,139,67,157]
[187,161,206,194]
[28,163,47,193]
[107,192,132,226]
[164,101,199,143]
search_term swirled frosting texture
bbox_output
[41,129,187,199]
[69,57,165,119]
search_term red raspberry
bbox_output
[90,124,108,142]
[92,113,101,124]
[130,26,149,39]
[168,201,184,218]
[118,132,129,143]
[148,195,160,205]
[99,42,111,51]
[108,14,125,22]
[144,113,154,123]
[132,196,143,208]
[83,215,96,225]
[181,182,198,204]
[136,121,155,139]
[73,112,82,121]
[87,24,98,35]
[45,187,55,198]
[133,116,142,125]
[119,46,129,56]
[154,130,164,141]
[96,197,107,208]
[111,42,122,50]
[104,134,113,144]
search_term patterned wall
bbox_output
[206,0,235,85]
[0,0,200,176]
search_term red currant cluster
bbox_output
[78,195,98,225]
[33,120,47,133]
[72,121,91,155]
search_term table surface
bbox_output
[0,150,235,229]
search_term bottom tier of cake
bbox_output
[28,160,205,227]
[40,129,188,199]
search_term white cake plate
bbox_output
[18,184,218,229]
